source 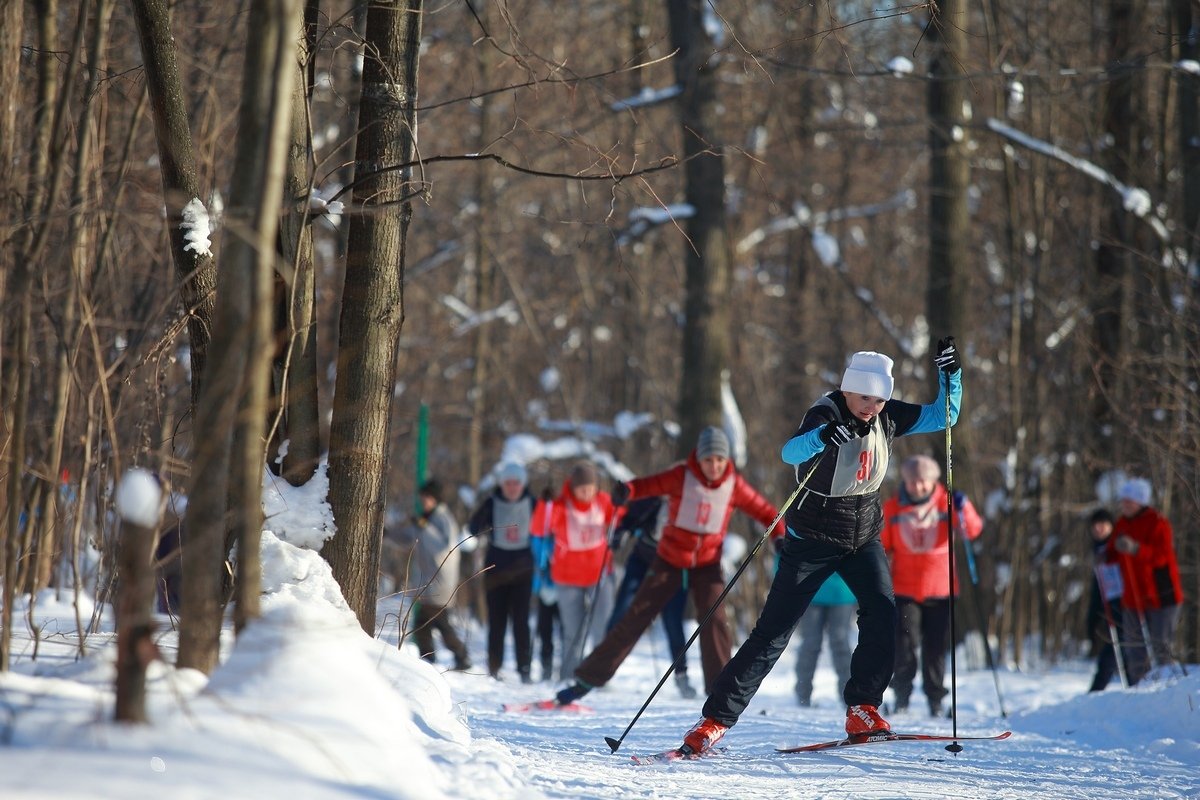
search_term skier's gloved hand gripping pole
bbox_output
[604,450,829,754]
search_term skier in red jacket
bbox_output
[881,454,983,717]
[553,426,782,705]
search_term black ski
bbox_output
[777,730,1012,753]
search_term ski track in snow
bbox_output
[440,618,1199,800]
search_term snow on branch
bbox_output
[736,189,915,254]
[180,198,213,258]
[615,203,695,246]
[734,191,922,358]
[986,118,1169,244]
[610,84,683,112]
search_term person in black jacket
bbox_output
[467,462,539,682]
[677,339,963,756]
[1086,508,1126,691]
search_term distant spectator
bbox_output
[1105,478,1183,685]
[154,521,183,617]
[396,479,471,671]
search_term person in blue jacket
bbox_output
[792,572,856,707]
[530,486,561,682]
[606,496,696,698]
[677,338,962,755]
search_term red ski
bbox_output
[501,699,593,713]
[630,746,726,765]
[777,730,1012,753]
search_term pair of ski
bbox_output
[630,730,1012,765]
[500,698,1011,763]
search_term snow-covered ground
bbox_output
[0,531,1196,799]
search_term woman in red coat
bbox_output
[1105,477,1183,685]
[881,454,983,717]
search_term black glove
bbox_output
[818,420,860,448]
[934,336,960,374]
[610,481,630,507]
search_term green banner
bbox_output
[414,402,429,515]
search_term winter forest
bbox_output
[0,0,1197,733]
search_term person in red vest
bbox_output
[881,454,983,717]
[1105,477,1184,685]
[532,461,621,682]
[553,426,782,705]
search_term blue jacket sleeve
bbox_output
[903,369,962,436]
[781,427,825,466]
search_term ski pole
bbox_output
[959,533,1008,717]
[604,451,826,754]
[1119,557,1161,680]
[943,367,962,754]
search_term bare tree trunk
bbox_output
[1091,0,1140,469]
[1,288,31,672]
[231,0,303,633]
[1172,0,1200,665]
[276,0,321,487]
[1,0,60,673]
[130,0,218,407]
[666,0,731,457]
[926,0,971,461]
[180,0,301,667]
[114,475,162,724]
[324,0,423,631]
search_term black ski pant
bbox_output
[892,596,950,709]
[536,597,560,676]
[484,562,534,676]
[702,535,895,728]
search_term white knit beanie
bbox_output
[497,461,528,486]
[840,351,895,400]
[1118,478,1152,506]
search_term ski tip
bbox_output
[604,736,622,753]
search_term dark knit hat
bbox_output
[1088,508,1114,525]
[419,479,443,503]
[696,426,730,460]
[568,460,599,487]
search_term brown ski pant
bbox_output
[574,556,731,694]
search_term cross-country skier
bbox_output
[553,426,782,705]
[677,339,962,756]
